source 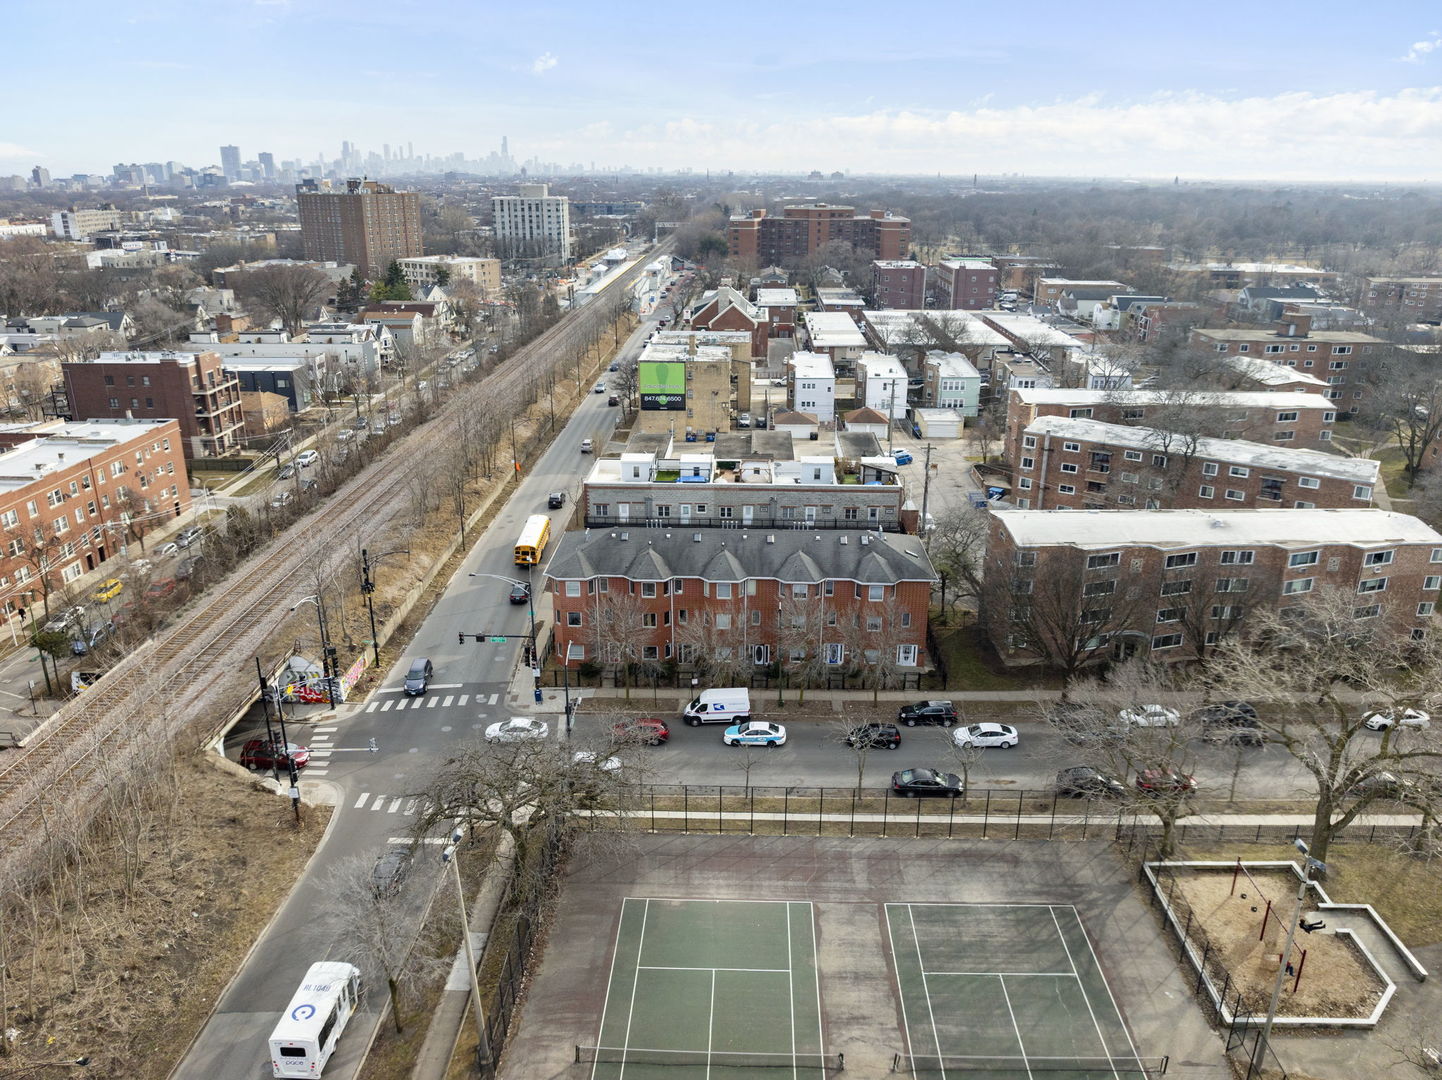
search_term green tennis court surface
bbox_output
[886,903,1165,1079]
[583,898,832,1078]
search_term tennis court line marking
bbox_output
[1049,906,1122,1080]
[994,974,1035,1080]
[591,900,630,1080]
[924,970,1079,977]
[809,899,825,1065]
[707,968,717,1080]
[1062,905,1147,1071]
[637,965,790,973]
[906,905,949,1074]
[883,907,919,1068]
[619,898,650,1080]
[787,901,797,1078]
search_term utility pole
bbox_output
[920,443,934,542]
[361,548,410,666]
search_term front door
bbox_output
[741,505,753,525]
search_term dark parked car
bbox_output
[175,526,204,549]
[238,738,310,771]
[897,700,957,727]
[508,582,530,605]
[70,622,111,656]
[607,395,620,406]
[403,657,434,695]
[1053,766,1127,799]
[612,717,670,745]
[845,723,902,750]
[145,578,178,601]
[891,768,963,798]
[371,848,413,896]
[547,491,566,508]
[1196,701,1263,746]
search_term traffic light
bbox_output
[458,632,465,644]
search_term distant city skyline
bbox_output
[3,1,1440,182]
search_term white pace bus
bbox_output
[268,961,363,1078]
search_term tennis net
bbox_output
[575,1046,843,1070]
[891,1053,1169,1075]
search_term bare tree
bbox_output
[926,506,989,623]
[1359,352,1442,487]
[1204,587,1442,864]
[590,587,646,698]
[232,264,333,336]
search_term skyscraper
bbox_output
[220,145,241,181]
[295,178,423,276]
[258,152,276,180]
[492,183,571,263]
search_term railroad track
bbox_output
[0,241,671,878]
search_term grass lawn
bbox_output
[930,622,1065,692]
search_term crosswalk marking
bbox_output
[427,697,439,708]
[388,798,403,813]
[458,694,469,706]
[354,793,371,809]
[308,750,332,758]
[307,769,328,776]
[380,700,393,711]
[389,836,450,845]
[487,692,499,705]
[316,726,338,733]
[365,701,379,712]
[442,695,454,707]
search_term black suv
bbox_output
[845,723,901,750]
[1053,766,1127,799]
[547,491,566,508]
[1195,701,1264,746]
[371,848,412,896]
[896,700,957,727]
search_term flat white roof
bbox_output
[1219,355,1329,387]
[788,350,835,379]
[95,350,203,366]
[1025,416,1378,484]
[804,312,867,348]
[864,310,1011,348]
[0,420,176,493]
[982,313,1088,349]
[997,508,1439,549]
[755,288,799,306]
[926,352,981,379]
[858,353,907,380]
[874,259,922,269]
[1013,388,1334,410]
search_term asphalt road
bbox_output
[176,278,667,1080]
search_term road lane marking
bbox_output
[427,697,439,708]
[365,701,379,712]
[487,693,498,705]
[380,700,393,711]
[457,694,469,706]
[442,695,454,707]
[316,727,338,733]
[388,798,403,813]
[354,793,371,809]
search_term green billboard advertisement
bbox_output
[639,361,686,410]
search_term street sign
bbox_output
[489,636,507,644]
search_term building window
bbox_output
[716,583,732,599]
[1060,463,1079,475]
[1289,551,1319,568]
[1082,580,1115,597]
[1124,450,1143,462]
[1283,578,1314,595]
[1151,633,1183,650]
[1161,579,1193,595]
[1164,552,1197,569]
[1063,442,1081,453]
[1354,604,1382,620]
[567,611,582,626]
[1022,435,1037,449]
[1358,577,1389,594]
[1332,345,1352,355]
[1020,456,1035,470]
[1202,462,1219,476]
[1018,478,1033,490]
[641,582,657,597]
[1087,553,1120,570]
[1353,485,1372,501]
[1156,607,1183,623]
[1419,603,1436,618]
[1058,484,1076,495]
[897,644,918,666]
[868,585,884,601]
[1199,485,1215,499]
[1364,550,1394,567]
[1224,489,1245,501]
[1120,472,1139,484]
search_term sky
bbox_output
[4,0,1441,182]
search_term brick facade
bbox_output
[872,261,927,309]
[728,205,910,266]
[933,260,1000,310]
[1189,314,1385,410]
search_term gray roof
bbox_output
[623,430,672,455]
[1062,288,1126,302]
[545,527,937,585]
[837,431,883,458]
[76,311,130,332]
[1241,286,1321,301]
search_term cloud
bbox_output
[0,142,42,161]
[531,52,557,75]
[1401,32,1440,62]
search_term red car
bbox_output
[611,718,670,746]
[238,738,310,771]
[1135,768,1196,794]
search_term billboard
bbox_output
[639,361,686,410]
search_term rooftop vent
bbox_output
[619,531,630,541]
[692,532,702,542]
[1210,519,1226,529]
[839,536,848,545]
[766,534,775,544]
[860,535,870,546]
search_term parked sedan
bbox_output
[845,723,901,750]
[508,582,531,605]
[176,525,204,548]
[1135,768,1197,794]
[295,450,320,467]
[1362,707,1431,732]
[1196,701,1264,746]
[953,722,1019,749]
[611,718,670,746]
[238,738,310,771]
[1053,766,1127,799]
[371,848,412,896]
[891,768,963,798]
[897,700,957,727]
[92,578,124,602]
[722,721,787,747]
[1119,704,1180,727]
[484,717,550,743]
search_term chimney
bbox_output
[1276,312,1311,338]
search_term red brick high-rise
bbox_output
[728,204,910,265]
[296,179,422,277]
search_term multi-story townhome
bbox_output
[1011,416,1377,511]
[983,508,1442,667]
[545,527,936,672]
[1003,388,1338,461]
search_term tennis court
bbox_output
[886,903,1166,1079]
[581,898,834,1078]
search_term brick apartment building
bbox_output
[63,351,245,459]
[1356,276,1442,324]
[296,178,423,277]
[727,204,910,265]
[544,527,936,672]
[1003,388,1338,459]
[1011,416,1377,511]
[689,287,769,359]
[872,261,927,309]
[1190,313,1386,408]
[1034,278,1128,306]
[932,259,1000,309]
[0,418,189,617]
[983,508,1442,667]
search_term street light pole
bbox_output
[291,595,336,707]
[1251,839,1325,1074]
[441,833,492,1069]
[360,548,409,667]
[469,572,541,704]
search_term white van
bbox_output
[683,687,751,726]
[268,961,362,1077]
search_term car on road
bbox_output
[278,464,296,479]
[612,718,670,745]
[270,490,293,508]
[1119,704,1180,727]
[1195,701,1264,746]
[722,721,787,747]
[844,723,902,750]
[145,578,178,602]
[608,362,619,371]
[897,700,957,727]
[403,657,434,695]
[92,578,124,602]
[1135,768,1197,795]
[736,413,751,428]
[572,750,621,772]
[547,491,566,508]
[891,768,963,798]
[295,450,320,467]
[485,717,550,743]
[417,380,429,391]
[607,395,620,406]
[335,428,354,443]
[157,541,180,558]
[387,414,403,427]
[593,382,607,394]
[580,438,593,453]
[176,525,204,548]
[1362,707,1431,731]
[953,723,1019,749]
[508,582,530,605]
[70,622,111,656]
[371,848,412,896]
[238,738,310,771]
[1053,766,1127,799]
[1346,770,1419,801]
[352,416,369,429]
[44,606,87,633]
[893,449,914,466]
